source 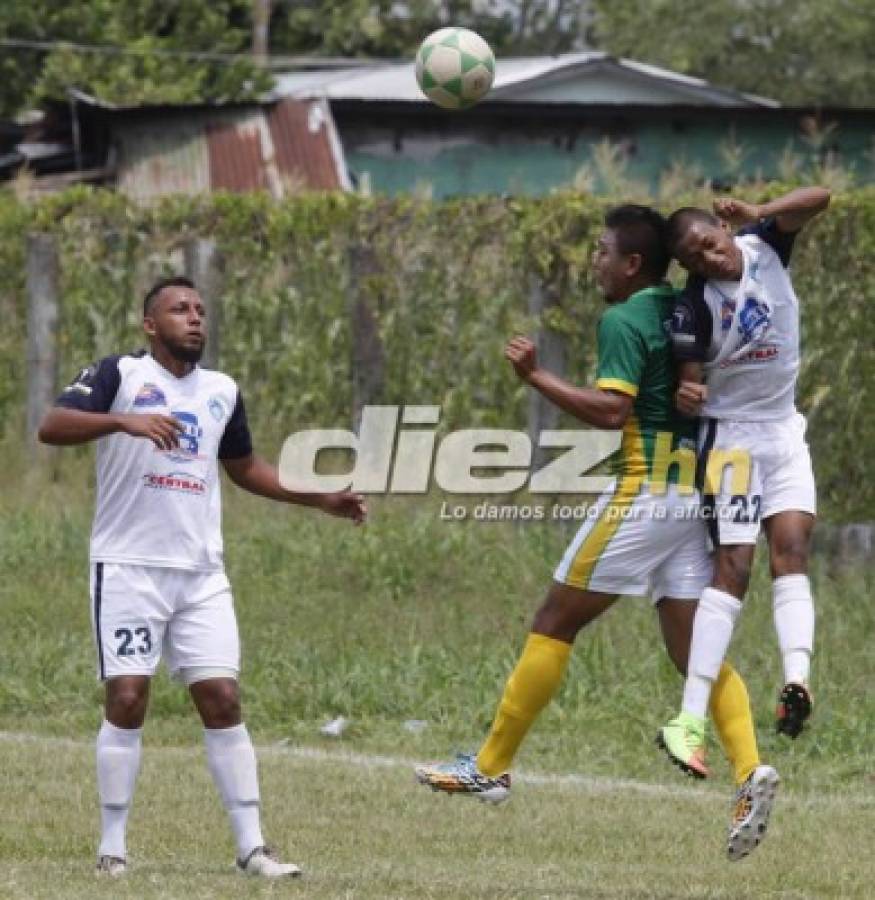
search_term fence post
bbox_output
[184,238,223,370]
[527,274,566,471]
[348,240,385,431]
[26,233,60,451]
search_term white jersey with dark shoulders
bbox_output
[55,351,252,571]
[670,218,800,421]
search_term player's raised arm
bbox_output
[221,453,366,523]
[714,186,830,234]
[505,335,634,430]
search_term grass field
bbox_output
[1,456,873,898]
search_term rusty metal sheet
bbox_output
[268,98,347,191]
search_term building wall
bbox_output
[334,105,875,197]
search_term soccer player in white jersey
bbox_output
[656,186,830,777]
[38,276,366,878]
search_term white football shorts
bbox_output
[89,563,240,682]
[698,411,817,547]
[553,479,712,602]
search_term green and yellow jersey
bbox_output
[595,283,697,490]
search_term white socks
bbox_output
[204,724,265,861]
[773,574,814,685]
[682,587,743,718]
[96,720,142,859]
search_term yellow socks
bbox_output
[476,633,571,777]
[709,661,760,785]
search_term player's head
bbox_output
[666,207,743,281]
[594,205,670,302]
[143,276,205,364]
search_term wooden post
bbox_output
[252,0,272,66]
[184,238,223,370]
[348,240,385,431]
[527,274,567,471]
[26,233,60,450]
[813,522,875,569]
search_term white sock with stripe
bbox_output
[773,574,814,685]
[96,719,142,860]
[682,587,743,718]
[204,724,265,861]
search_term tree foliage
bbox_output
[269,1,591,58]
[0,0,270,116]
[593,0,875,106]
[1,1,872,116]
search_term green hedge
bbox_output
[0,186,872,521]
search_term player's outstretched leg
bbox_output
[708,664,780,859]
[727,765,780,861]
[415,631,573,803]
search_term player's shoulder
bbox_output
[197,366,240,399]
[70,349,145,386]
[600,300,641,331]
[735,217,796,266]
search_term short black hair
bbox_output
[604,204,671,280]
[143,276,196,316]
[666,207,720,253]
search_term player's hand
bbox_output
[676,381,707,417]
[117,413,184,451]
[713,197,761,231]
[319,491,367,525]
[505,336,538,381]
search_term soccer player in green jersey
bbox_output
[416,205,777,861]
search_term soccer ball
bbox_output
[414,27,495,110]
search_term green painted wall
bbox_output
[343,116,875,197]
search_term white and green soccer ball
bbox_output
[414,27,496,110]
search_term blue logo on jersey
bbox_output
[738,296,771,344]
[134,382,167,407]
[167,410,203,461]
[208,396,226,422]
[720,298,736,332]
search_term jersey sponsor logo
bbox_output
[720,343,779,367]
[133,382,167,408]
[165,410,203,462]
[738,296,771,344]
[208,395,227,422]
[143,471,207,494]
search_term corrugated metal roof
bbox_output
[271,52,779,108]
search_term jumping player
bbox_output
[415,205,778,861]
[658,186,830,776]
[38,276,366,878]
